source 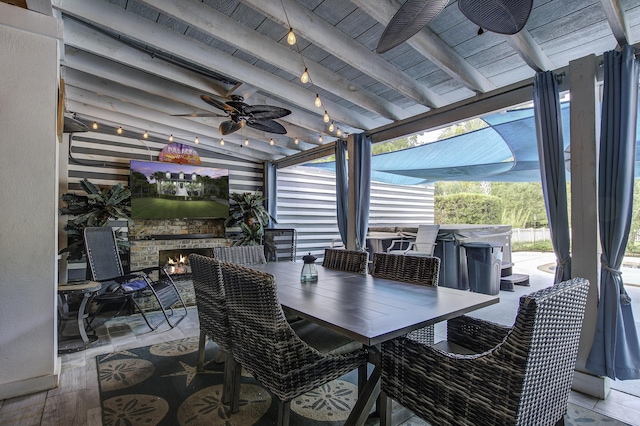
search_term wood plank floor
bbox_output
[0,301,638,425]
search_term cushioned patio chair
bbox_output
[387,224,440,257]
[189,254,241,412]
[213,245,266,265]
[322,248,368,274]
[263,228,297,262]
[371,252,440,345]
[84,227,187,331]
[379,277,590,426]
[220,261,369,426]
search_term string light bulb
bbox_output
[300,68,310,84]
[143,131,148,139]
[329,121,335,132]
[319,135,323,142]
[245,138,249,146]
[323,111,330,123]
[337,127,342,136]
[270,138,275,146]
[116,126,123,135]
[220,138,224,146]
[91,122,98,130]
[314,94,322,108]
[169,134,174,142]
[195,136,199,144]
[287,27,296,45]
[294,137,299,145]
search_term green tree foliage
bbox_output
[435,181,484,196]
[437,118,488,140]
[490,182,549,228]
[435,193,503,224]
[372,134,420,155]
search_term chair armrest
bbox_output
[386,239,408,252]
[447,315,510,353]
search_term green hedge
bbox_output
[435,193,503,224]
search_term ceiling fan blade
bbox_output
[171,112,227,118]
[458,0,533,35]
[219,120,244,135]
[246,119,287,135]
[225,100,250,114]
[376,0,450,54]
[201,94,236,113]
[243,105,292,120]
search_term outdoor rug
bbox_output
[96,336,630,426]
[97,336,361,425]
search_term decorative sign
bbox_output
[159,142,201,164]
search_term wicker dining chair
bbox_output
[379,277,590,426]
[213,245,267,265]
[371,252,440,345]
[188,254,241,412]
[220,261,369,426]
[322,248,369,274]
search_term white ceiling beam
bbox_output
[503,30,555,72]
[54,0,379,131]
[600,0,631,47]
[65,86,298,158]
[138,0,409,122]
[350,0,495,94]
[62,48,335,143]
[26,0,52,15]
[241,0,446,108]
[63,26,348,137]
[66,102,269,162]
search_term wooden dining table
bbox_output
[248,261,499,426]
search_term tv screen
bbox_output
[130,160,229,220]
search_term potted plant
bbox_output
[59,178,132,261]
[224,191,276,246]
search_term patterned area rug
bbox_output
[96,337,631,426]
[96,336,360,425]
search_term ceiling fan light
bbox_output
[301,68,310,84]
[323,112,330,123]
[287,28,296,45]
[329,121,335,132]
[314,95,322,108]
[116,126,123,135]
[91,122,98,130]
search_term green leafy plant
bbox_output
[224,191,276,246]
[59,179,132,260]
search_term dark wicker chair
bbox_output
[213,245,267,265]
[322,248,369,274]
[188,254,241,412]
[371,252,440,344]
[263,228,297,262]
[220,261,369,426]
[379,277,590,426]
[84,227,187,331]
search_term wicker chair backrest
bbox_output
[321,248,368,274]
[213,245,267,265]
[371,252,440,286]
[189,254,231,352]
[220,261,366,402]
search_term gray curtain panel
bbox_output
[586,45,640,380]
[533,71,571,282]
[352,133,372,251]
[264,161,277,226]
[335,139,348,246]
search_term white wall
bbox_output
[0,4,62,399]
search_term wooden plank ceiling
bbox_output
[44,0,640,163]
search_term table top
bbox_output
[58,280,102,293]
[249,262,499,346]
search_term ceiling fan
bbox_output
[376,0,534,53]
[174,94,292,136]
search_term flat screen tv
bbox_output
[130,160,229,220]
